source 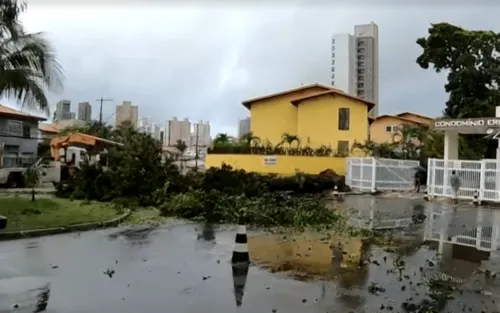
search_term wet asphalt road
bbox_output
[0,222,403,313]
[2,196,500,313]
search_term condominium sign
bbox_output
[434,118,500,129]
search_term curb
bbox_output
[0,189,56,196]
[0,210,131,241]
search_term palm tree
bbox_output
[0,0,64,114]
[174,139,187,154]
[392,124,425,159]
[24,161,45,201]
[240,132,260,147]
[213,133,233,145]
[351,140,395,158]
[280,133,300,150]
[174,139,187,171]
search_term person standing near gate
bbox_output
[450,170,461,204]
[414,172,421,193]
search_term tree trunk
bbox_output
[31,187,35,202]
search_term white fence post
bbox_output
[427,158,432,198]
[345,158,351,187]
[371,157,377,192]
[479,159,486,203]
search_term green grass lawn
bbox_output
[0,196,120,232]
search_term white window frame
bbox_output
[7,120,22,136]
[385,125,398,133]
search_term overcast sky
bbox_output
[8,1,499,135]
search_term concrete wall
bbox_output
[206,154,347,175]
[0,117,39,155]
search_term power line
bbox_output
[96,97,113,124]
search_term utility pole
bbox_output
[96,97,113,124]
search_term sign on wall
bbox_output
[434,118,500,129]
[264,156,277,166]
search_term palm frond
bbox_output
[0,21,64,114]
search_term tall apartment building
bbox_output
[138,116,154,133]
[238,117,251,138]
[331,22,379,116]
[191,120,211,147]
[77,102,92,122]
[115,101,138,128]
[138,117,162,140]
[54,100,72,121]
[153,124,161,141]
[164,117,191,146]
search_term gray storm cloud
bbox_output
[8,2,498,135]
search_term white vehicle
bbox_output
[0,146,91,188]
[0,132,122,188]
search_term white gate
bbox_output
[346,157,420,192]
[427,158,500,202]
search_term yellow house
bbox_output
[242,84,375,154]
[396,112,435,125]
[369,113,434,144]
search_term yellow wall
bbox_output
[250,87,327,145]
[206,154,347,175]
[297,94,369,149]
[370,116,419,144]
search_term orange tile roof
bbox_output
[290,90,376,111]
[39,123,60,133]
[396,112,435,121]
[241,83,333,109]
[374,114,429,125]
[0,104,47,121]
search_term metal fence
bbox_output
[346,157,420,192]
[427,158,500,202]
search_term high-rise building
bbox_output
[138,117,162,140]
[191,120,211,147]
[331,22,379,116]
[138,116,154,133]
[77,102,92,122]
[164,117,191,146]
[54,100,72,121]
[238,117,251,138]
[115,101,138,128]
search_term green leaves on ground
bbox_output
[160,190,343,230]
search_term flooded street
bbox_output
[2,196,500,312]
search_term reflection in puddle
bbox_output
[248,232,363,279]
[197,223,215,241]
[231,263,249,307]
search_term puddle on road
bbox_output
[243,196,500,312]
[248,232,365,280]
